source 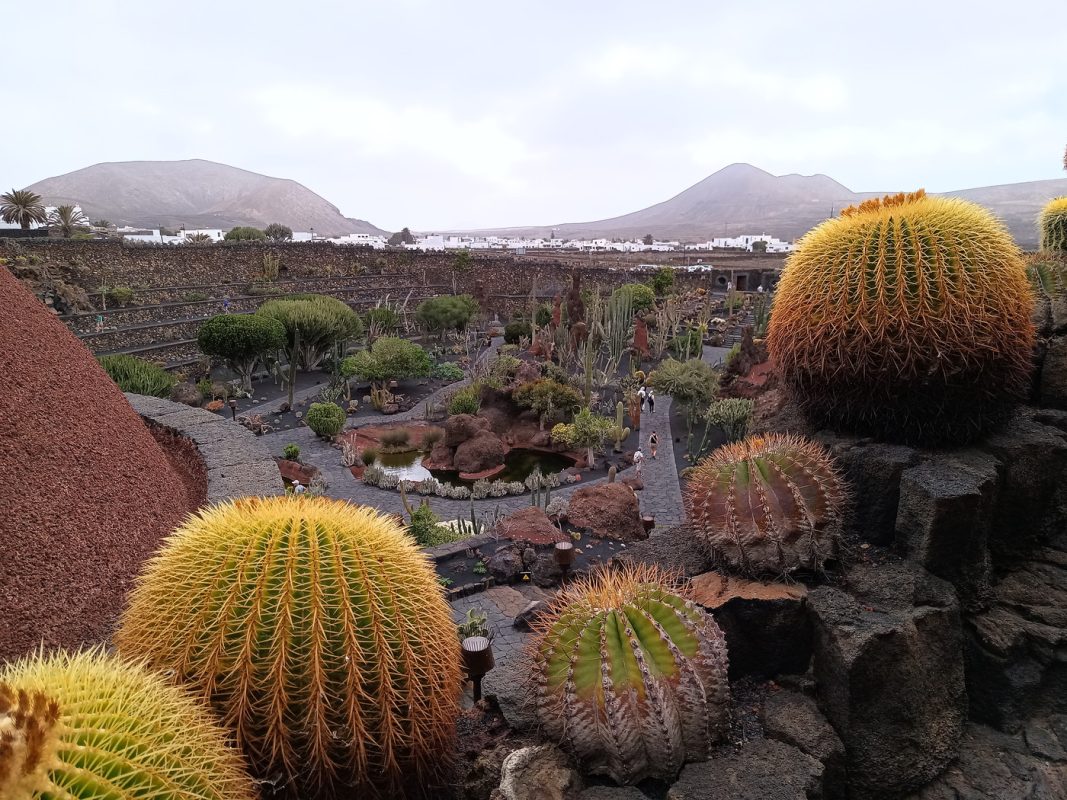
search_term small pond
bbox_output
[371,448,574,488]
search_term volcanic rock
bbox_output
[667,738,824,799]
[455,430,507,474]
[566,482,645,541]
[445,413,491,447]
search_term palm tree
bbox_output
[183,232,214,244]
[1,189,47,229]
[48,204,89,237]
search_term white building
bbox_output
[701,233,795,253]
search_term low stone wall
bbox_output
[126,393,285,502]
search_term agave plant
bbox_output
[530,564,730,785]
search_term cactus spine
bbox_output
[531,564,730,785]
[1039,196,1067,253]
[767,190,1035,444]
[116,495,461,798]
[612,401,631,452]
[685,433,847,576]
[0,649,254,800]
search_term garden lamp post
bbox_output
[554,540,575,583]
[228,398,238,420]
[460,635,495,702]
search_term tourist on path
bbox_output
[638,386,647,411]
[633,448,645,476]
[647,390,656,413]
[648,431,658,460]
[292,480,307,495]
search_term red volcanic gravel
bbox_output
[0,268,201,663]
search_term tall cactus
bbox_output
[531,564,730,785]
[0,649,254,800]
[612,400,631,452]
[116,495,461,799]
[684,433,847,576]
[767,190,1034,444]
[1039,196,1067,253]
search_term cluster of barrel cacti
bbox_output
[115,495,462,798]
[530,564,731,785]
[0,649,255,800]
[1039,197,1067,253]
[767,190,1035,444]
[684,433,847,576]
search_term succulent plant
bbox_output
[116,495,461,798]
[685,433,847,576]
[0,649,254,800]
[1039,196,1067,253]
[530,564,730,785]
[767,190,1035,444]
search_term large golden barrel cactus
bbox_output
[1039,196,1067,253]
[115,496,461,799]
[685,434,847,576]
[0,649,254,800]
[531,565,730,785]
[767,190,1035,444]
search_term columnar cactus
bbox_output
[531,565,730,785]
[1039,196,1067,253]
[116,495,461,799]
[767,190,1035,444]
[0,649,254,800]
[612,400,631,452]
[685,434,847,576]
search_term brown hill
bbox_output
[458,163,1067,248]
[27,159,386,237]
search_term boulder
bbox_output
[513,600,548,631]
[493,745,582,800]
[479,405,513,436]
[493,507,566,546]
[486,546,525,582]
[666,738,824,799]
[578,788,646,800]
[817,434,919,545]
[895,451,999,611]
[446,413,492,447]
[690,571,811,678]
[482,653,537,734]
[1040,335,1067,410]
[808,562,965,800]
[613,524,711,578]
[455,430,507,473]
[529,551,564,588]
[566,482,646,542]
[762,690,846,799]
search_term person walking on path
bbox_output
[638,386,647,411]
[222,295,231,313]
[647,390,656,414]
[633,448,645,476]
[648,431,658,460]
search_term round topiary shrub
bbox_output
[116,495,462,798]
[767,190,1035,444]
[0,648,255,800]
[503,320,531,344]
[684,433,847,576]
[1039,196,1067,253]
[530,564,730,785]
[304,401,345,437]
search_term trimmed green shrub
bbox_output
[305,402,345,437]
[107,285,134,306]
[223,226,266,242]
[341,336,432,391]
[197,314,286,391]
[415,294,478,336]
[612,283,655,312]
[504,320,531,344]
[282,443,301,461]
[432,361,465,381]
[97,354,174,397]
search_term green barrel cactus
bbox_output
[116,495,461,798]
[1039,196,1067,253]
[0,649,254,800]
[531,565,730,785]
[684,433,847,576]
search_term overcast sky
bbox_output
[4,0,1065,230]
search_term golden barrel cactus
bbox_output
[0,649,254,800]
[531,565,730,785]
[767,190,1035,444]
[116,495,461,799]
[1039,196,1067,253]
[685,434,847,576]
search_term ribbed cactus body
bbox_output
[767,190,1035,444]
[532,566,730,785]
[685,434,846,576]
[115,495,461,799]
[1039,197,1067,253]
[0,649,254,800]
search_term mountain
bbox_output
[26,159,386,236]
[458,163,1067,248]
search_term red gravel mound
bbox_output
[0,267,201,662]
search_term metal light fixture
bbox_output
[228,398,238,420]
[554,540,575,583]
[460,635,495,702]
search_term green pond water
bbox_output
[372,448,573,487]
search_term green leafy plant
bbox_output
[704,398,754,443]
[457,609,490,639]
[365,305,400,338]
[432,361,465,381]
[342,336,432,398]
[197,314,286,391]
[223,226,266,242]
[472,560,488,576]
[97,354,175,397]
[504,320,531,344]
[415,294,478,337]
[649,266,675,296]
[264,222,293,242]
[107,285,135,306]
[116,496,461,798]
[282,443,301,461]
[514,378,582,429]
[530,564,730,784]
[685,433,847,575]
[448,384,482,416]
[551,407,615,468]
[611,283,655,313]
[305,401,346,438]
